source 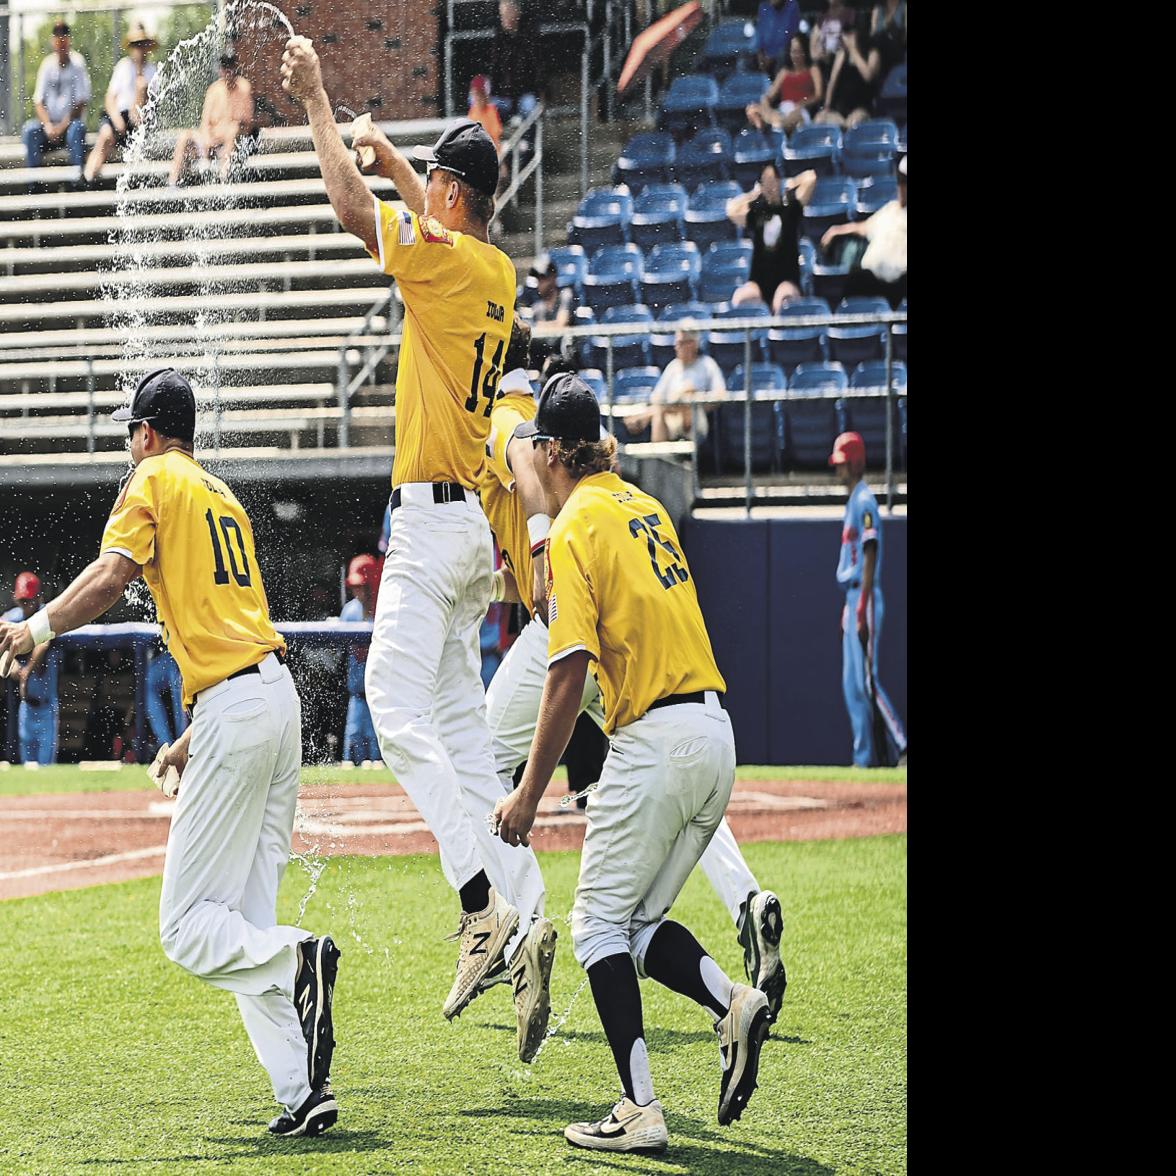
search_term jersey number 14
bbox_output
[465,332,504,417]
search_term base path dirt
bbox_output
[0,777,907,901]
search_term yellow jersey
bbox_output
[100,450,285,708]
[480,383,538,616]
[545,471,726,734]
[370,200,516,490]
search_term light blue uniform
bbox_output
[2,605,59,764]
[340,596,380,763]
[837,482,907,767]
[145,648,187,752]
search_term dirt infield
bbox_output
[0,777,906,902]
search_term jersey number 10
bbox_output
[204,509,252,587]
[465,332,504,417]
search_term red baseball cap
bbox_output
[14,571,41,600]
[469,74,491,98]
[828,431,866,468]
[346,554,378,587]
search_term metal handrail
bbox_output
[494,100,545,254]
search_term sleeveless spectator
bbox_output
[810,1,857,81]
[81,23,158,187]
[816,28,883,129]
[746,34,824,134]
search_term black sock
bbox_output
[587,953,653,1105]
[643,920,731,1019]
[458,870,491,914]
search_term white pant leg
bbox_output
[232,666,314,1111]
[364,502,486,892]
[697,819,760,924]
[432,522,546,960]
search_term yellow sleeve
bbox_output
[100,465,158,566]
[369,198,459,282]
[546,524,600,666]
[486,398,528,491]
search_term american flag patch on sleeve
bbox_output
[548,594,558,622]
[398,211,416,245]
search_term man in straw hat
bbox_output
[81,22,158,187]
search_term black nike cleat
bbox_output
[268,1088,338,1137]
[738,890,787,1021]
[293,935,340,1092]
[565,1096,668,1153]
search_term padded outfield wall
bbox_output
[681,516,908,765]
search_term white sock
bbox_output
[700,956,734,1020]
[628,1038,655,1106]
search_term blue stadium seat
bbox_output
[811,261,851,307]
[827,296,889,367]
[673,130,732,189]
[641,242,702,309]
[612,365,662,402]
[567,186,634,253]
[766,297,830,374]
[731,128,776,188]
[716,72,771,134]
[684,180,742,252]
[577,367,607,401]
[613,131,676,192]
[571,305,596,366]
[700,240,754,304]
[629,189,687,251]
[841,361,907,469]
[582,244,643,316]
[589,304,653,371]
[785,361,848,469]
[877,62,907,124]
[849,119,899,148]
[730,362,787,392]
[699,19,758,79]
[650,301,713,367]
[802,177,857,244]
[706,297,768,376]
[782,124,842,178]
[659,74,720,137]
[716,362,785,474]
[855,175,898,217]
[547,244,587,294]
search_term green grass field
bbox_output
[0,761,907,798]
[0,836,905,1175]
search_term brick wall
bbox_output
[232,0,441,128]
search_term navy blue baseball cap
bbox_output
[411,119,500,199]
[512,372,601,444]
[112,367,196,442]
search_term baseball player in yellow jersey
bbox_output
[281,40,553,1050]
[483,339,787,1020]
[0,369,340,1139]
[492,375,772,1155]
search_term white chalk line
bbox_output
[0,844,167,881]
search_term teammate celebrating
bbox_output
[483,335,787,1019]
[280,39,551,1042]
[0,369,340,1138]
[493,375,772,1154]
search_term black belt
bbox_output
[223,648,286,685]
[389,482,467,511]
[648,690,723,712]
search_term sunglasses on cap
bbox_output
[426,160,467,182]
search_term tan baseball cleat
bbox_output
[565,1096,669,1154]
[442,888,519,1021]
[511,917,558,1063]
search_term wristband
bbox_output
[531,539,547,560]
[490,568,506,603]
[526,514,552,546]
[28,606,55,646]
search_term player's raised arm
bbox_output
[352,118,425,215]
[280,37,378,254]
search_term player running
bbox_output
[0,369,340,1138]
[493,374,772,1154]
[480,327,786,1020]
[280,39,553,1054]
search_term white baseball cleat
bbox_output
[716,983,772,1126]
[738,890,787,1021]
[564,1096,668,1154]
[511,917,558,1063]
[442,888,519,1021]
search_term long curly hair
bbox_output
[551,434,617,478]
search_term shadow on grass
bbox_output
[76,1128,395,1165]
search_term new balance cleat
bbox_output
[293,935,340,1091]
[511,917,558,1063]
[565,1096,668,1154]
[716,983,771,1126]
[267,1088,338,1137]
[738,890,786,1021]
[442,888,519,1021]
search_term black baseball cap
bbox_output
[112,367,196,442]
[411,119,499,199]
[512,372,600,444]
[52,20,70,35]
[529,253,557,279]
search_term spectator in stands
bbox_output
[144,646,186,757]
[625,327,726,443]
[870,0,907,38]
[810,0,857,81]
[167,50,255,186]
[340,554,380,765]
[467,74,503,152]
[822,154,906,307]
[523,254,575,366]
[727,163,817,311]
[816,27,883,129]
[490,1,542,125]
[2,573,60,765]
[746,33,824,133]
[754,0,801,75]
[80,23,158,188]
[22,20,91,182]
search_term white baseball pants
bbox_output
[570,693,737,972]
[158,653,312,1112]
[486,617,759,923]
[364,489,545,959]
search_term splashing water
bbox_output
[528,970,592,1066]
[290,845,328,926]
